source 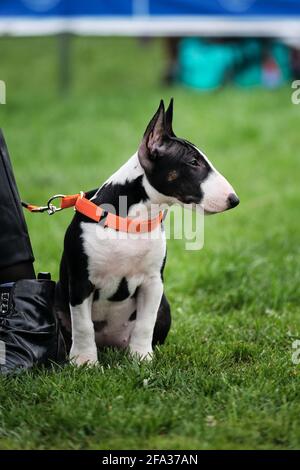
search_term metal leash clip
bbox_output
[46,194,66,215]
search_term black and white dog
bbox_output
[56,99,239,365]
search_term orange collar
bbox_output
[25,192,163,234]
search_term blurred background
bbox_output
[0,0,300,275]
[1,1,300,90]
[0,0,299,276]
[1,1,300,450]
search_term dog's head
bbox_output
[138,99,239,214]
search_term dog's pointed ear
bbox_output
[165,98,176,137]
[144,99,166,152]
[138,100,167,171]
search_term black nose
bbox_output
[227,193,240,209]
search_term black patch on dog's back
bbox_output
[92,175,149,217]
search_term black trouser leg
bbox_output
[0,129,66,373]
[0,129,35,282]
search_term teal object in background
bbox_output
[235,42,291,87]
[179,38,238,90]
[233,40,262,88]
[179,38,291,90]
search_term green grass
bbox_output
[0,37,300,450]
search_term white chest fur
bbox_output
[80,221,166,348]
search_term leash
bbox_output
[21,192,164,234]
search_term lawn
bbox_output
[0,36,300,450]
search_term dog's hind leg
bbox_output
[152,293,171,347]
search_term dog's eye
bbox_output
[190,159,198,167]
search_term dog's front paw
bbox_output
[70,348,98,367]
[129,345,153,362]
